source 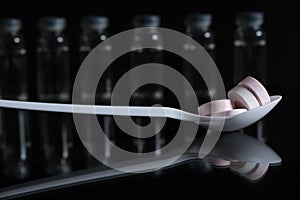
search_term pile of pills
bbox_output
[230,161,269,181]
[198,76,271,116]
[200,76,271,181]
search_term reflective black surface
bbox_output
[20,162,295,199]
[1,0,299,198]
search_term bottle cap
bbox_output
[81,16,109,31]
[184,13,212,30]
[237,12,264,29]
[38,17,66,31]
[0,18,22,33]
[133,14,160,27]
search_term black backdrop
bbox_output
[1,0,299,86]
[1,0,300,198]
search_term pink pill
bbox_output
[230,161,257,174]
[230,161,269,181]
[245,163,269,181]
[228,85,260,110]
[198,99,235,116]
[213,108,247,117]
[206,158,230,167]
[238,76,271,106]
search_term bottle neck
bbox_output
[0,30,20,37]
[83,27,107,34]
[186,26,209,34]
[134,26,160,32]
[238,24,262,32]
[0,31,24,48]
[40,29,64,37]
[235,25,266,47]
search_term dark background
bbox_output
[1,0,299,198]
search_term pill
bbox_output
[198,99,235,116]
[206,158,230,167]
[213,108,247,117]
[245,163,269,181]
[228,85,260,110]
[230,161,269,181]
[238,76,270,105]
[230,161,257,174]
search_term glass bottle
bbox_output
[78,16,114,167]
[130,15,165,154]
[0,18,31,181]
[184,13,216,59]
[183,14,217,171]
[183,13,216,105]
[233,12,267,141]
[36,17,74,175]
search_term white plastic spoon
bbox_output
[0,95,281,132]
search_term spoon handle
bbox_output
[0,166,125,199]
[0,153,201,199]
[0,99,203,123]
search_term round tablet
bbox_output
[213,108,247,117]
[245,163,269,181]
[238,76,271,106]
[206,158,230,167]
[198,99,235,116]
[230,161,257,174]
[228,85,260,110]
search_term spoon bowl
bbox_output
[198,95,282,131]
